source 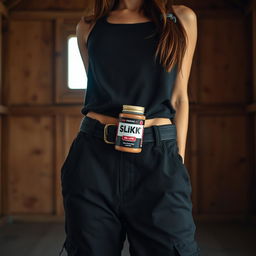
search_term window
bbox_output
[55,20,86,104]
[67,35,87,89]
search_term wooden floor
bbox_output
[0,221,255,256]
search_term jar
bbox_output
[115,105,146,153]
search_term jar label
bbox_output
[115,117,145,148]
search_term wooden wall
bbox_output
[249,0,256,219]
[0,0,255,223]
[0,0,8,224]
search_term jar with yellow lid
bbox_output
[115,105,146,153]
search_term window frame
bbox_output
[55,18,86,103]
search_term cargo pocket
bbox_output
[162,139,192,194]
[173,142,192,187]
[173,142,185,166]
[173,240,201,256]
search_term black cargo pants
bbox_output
[59,115,201,256]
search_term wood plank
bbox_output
[247,103,256,111]
[1,115,9,216]
[253,2,256,101]
[8,20,53,104]
[0,116,2,216]
[198,115,251,214]
[0,14,2,105]
[10,11,84,20]
[7,116,54,214]
[5,0,24,10]
[0,105,9,114]
[55,115,64,216]
[0,2,8,17]
[198,16,250,104]
[2,11,9,107]
[8,0,92,11]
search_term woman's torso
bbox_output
[81,13,178,126]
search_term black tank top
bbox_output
[80,14,178,120]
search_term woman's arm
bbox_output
[76,17,94,75]
[171,5,198,163]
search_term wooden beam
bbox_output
[253,0,256,9]
[227,0,251,9]
[0,105,9,115]
[5,0,23,10]
[243,0,256,15]
[10,11,84,20]
[8,9,246,21]
[0,2,8,17]
[247,103,256,112]
[253,0,256,101]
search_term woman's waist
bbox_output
[86,111,173,127]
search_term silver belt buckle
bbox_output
[103,124,117,144]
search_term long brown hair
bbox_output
[83,0,187,74]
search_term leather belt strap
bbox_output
[79,115,177,143]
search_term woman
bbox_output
[59,0,199,255]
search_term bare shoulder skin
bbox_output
[76,17,96,74]
[171,5,198,161]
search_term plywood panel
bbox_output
[198,115,251,214]
[8,20,53,104]
[198,17,250,103]
[8,116,54,214]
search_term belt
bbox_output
[79,115,177,144]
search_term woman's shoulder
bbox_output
[76,15,96,45]
[172,5,197,35]
[76,14,95,32]
[172,5,197,23]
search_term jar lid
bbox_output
[123,105,145,114]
